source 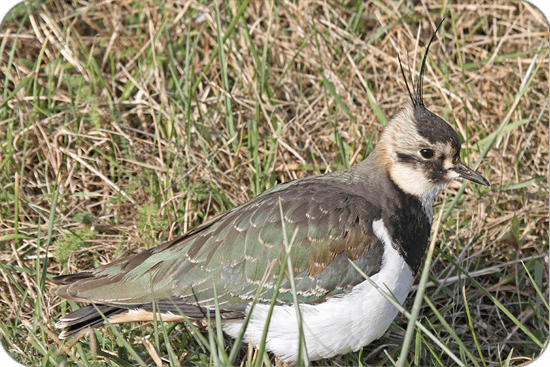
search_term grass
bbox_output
[1,0,548,365]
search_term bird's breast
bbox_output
[222,219,414,363]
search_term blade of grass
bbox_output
[38,172,61,291]
[89,304,148,367]
[227,259,278,364]
[342,37,390,127]
[462,286,487,367]
[213,0,237,152]
[521,261,549,311]
[95,348,137,367]
[257,0,275,105]
[278,198,309,366]
[500,176,545,191]
[206,311,220,366]
[423,296,480,367]
[152,299,178,365]
[320,71,354,123]
[416,328,445,366]
[190,0,250,98]
[211,277,230,365]
[254,202,303,366]
[310,15,350,170]
[248,0,275,196]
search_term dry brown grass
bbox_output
[0,0,548,365]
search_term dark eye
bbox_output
[420,149,434,159]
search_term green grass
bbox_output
[0,0,548,366]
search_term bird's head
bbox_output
[376,21,489,201]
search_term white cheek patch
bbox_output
[390,163,433,198]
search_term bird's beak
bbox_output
[453,162,490,186]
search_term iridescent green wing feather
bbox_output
[54,171,384,314]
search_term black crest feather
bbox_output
[399,19,446,107]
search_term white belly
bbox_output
[223,219,414,363]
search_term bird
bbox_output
[52,24,489,364]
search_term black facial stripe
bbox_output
[395,152,448,183]
[395,152,418,165]
[452,154,460,165]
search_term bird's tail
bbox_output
[55,298,246,339]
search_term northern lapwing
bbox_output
[52,23,489,363]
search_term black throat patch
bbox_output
[380,177,432,274]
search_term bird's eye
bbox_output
[420,149,434,159]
